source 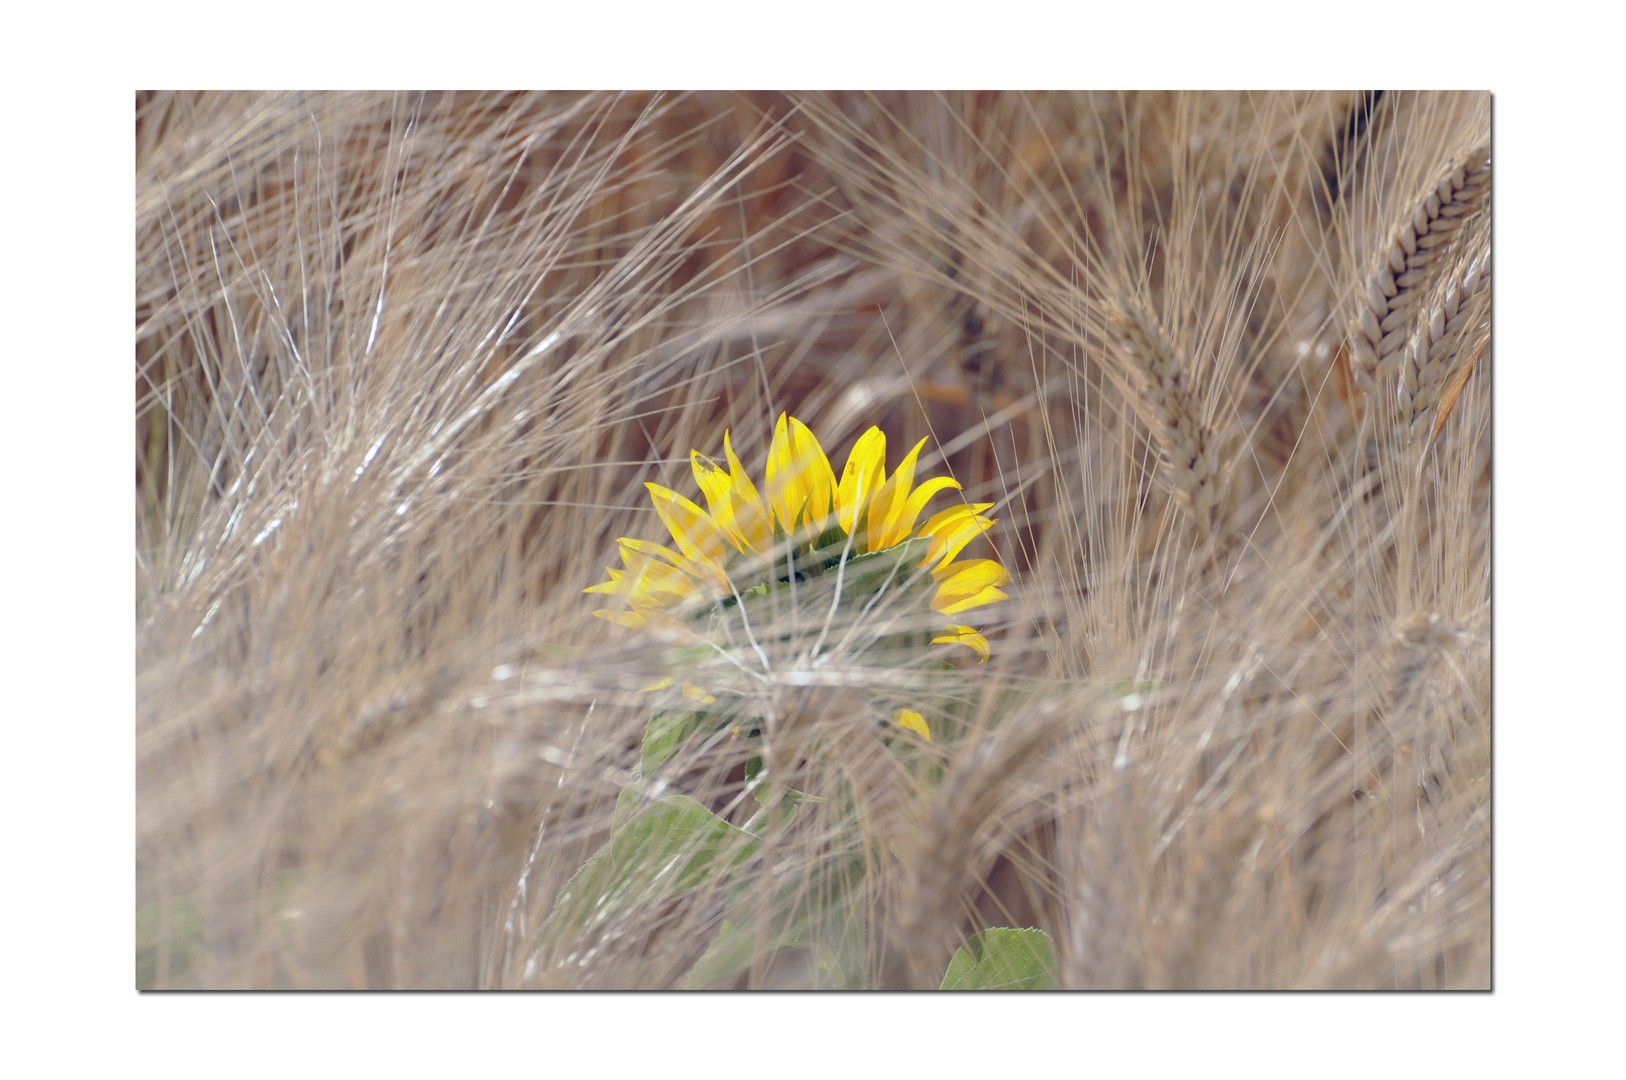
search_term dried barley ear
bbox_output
[1397,248,1491,445]
[1347,145,1490,394]
[1104,297,1224,548]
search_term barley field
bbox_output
[135,90,1492,991]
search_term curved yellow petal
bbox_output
[615,537,712,604]
[936,585,1009,616]
[766,414,837,535]
[933,557,1010,594]
[794,417,838,529]
[868,436,929,550]
[723,430,772,552]
[838,427,886,537]
[931,625,991,662]
[594,609,648,629]
[681,683,717,705]
[582,566,625,595]
[934,518,995,573]
[763,414,798,532]
[691,450,752,554]
[893,708,931,741]
[937,586,1008,616]
[921,501,994,533]
[893,475,961,544]
[931,558,1011,615]
[646,483,729,568]
[921,503,996,570]
[616,536,687,564]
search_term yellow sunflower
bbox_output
[586,413,1008,663]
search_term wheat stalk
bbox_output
[1348,145,1491,393]
[1104,298,1222,540]
[1397,247,1491,443]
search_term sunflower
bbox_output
[586,413,1009,664]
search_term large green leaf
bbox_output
[542,794,758,940]
[683,855,868,990]
[742,755,821,832]
[641,710,697,772]
[685,792,872,989]
[684,918,765,989]
[940,927,1058,990]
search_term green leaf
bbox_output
[815,875,868,990]
[940,927,1058,990]
[741,798,801,837]
[684,845,871,989]
[641,711,696,772]
[607,794,757,877]
[744,755,822,818]
[543,795,758,940]
[612,781,644,832]
[685,918,763,989]
[831,535,931,597]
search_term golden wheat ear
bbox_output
[1103,297,1222,541]
[1347,145,1491,394]
[1396,247,1491,443]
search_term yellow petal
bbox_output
[933,518,995,573]
[933,557,1010,594]
[594,609,648,629]
[640,676,674,692]
[868,436,928,550]
[920,501,995,538]
[723,430,772,552]
[691,450,752,553]
[893,475,961,543]
[616,536,687,564]
[766,414,838,535]
[681,683,717,705]
[764,414,799,530]
[792,417,837,529]
[837,427,886,537]
[582,567,625,595]
[931,558,1011,614]
[645,483,725,564]
[587,545,692,608]
[615,538,709,605]
[921,503,997,570]
[893,708,931,741]
[935,585,1009,616]
[931,625,991,662]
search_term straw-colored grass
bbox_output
[136,90,1490,989]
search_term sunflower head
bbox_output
[586,413,1008,664]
